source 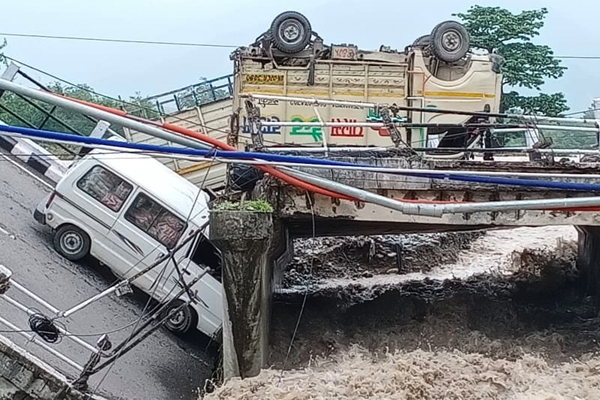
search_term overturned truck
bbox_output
[229,11,503,151]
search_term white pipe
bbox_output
[266,121,388,127]
[243,93,376,109]
[0,79,211,150]
[0,295,99,354]
[244,94,597,125]
[284,169,600,217]
[60,284,122,319]
[11,281,60,314]
[263,120,600,132]
[0,316,84,371]
[264,146,390,152]
[518,116,597,125]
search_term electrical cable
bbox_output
[28,312,63,343]
[0,33,238,48]
[4,55,597,157]
[281,192,316,378]
[4,123,600,193]
[89,150,218,394]
[3,33,600,59]
[91,262,169,394]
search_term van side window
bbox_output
[124,193,186,249]
[76,166,133,212]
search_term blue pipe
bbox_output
[1,123,600,192]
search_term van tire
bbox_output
[53,225,91,261]
[163,300,197,334]
[430,21,470,63]
[269,11,312,54]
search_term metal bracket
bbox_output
[380,106,403,147]
[245,100,264,150]
[115,283,133,297]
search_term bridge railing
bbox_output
[146,74,234,116]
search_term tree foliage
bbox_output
[454,6,568,116]
[502,91,568,117]
[0,81,160,138]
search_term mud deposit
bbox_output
[207,227,600,399]
[285,231,483,287]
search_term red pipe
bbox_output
[55,95,352,200]
[52,95,600,213]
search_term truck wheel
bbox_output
[53,224,91,261]
[163,300,197,334]
[430,21,470,62]
[413,35,431,48]
[269,11,312,54]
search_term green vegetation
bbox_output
[455,6,568,116]
[213,200,273,213]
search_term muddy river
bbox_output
[206,226,600,399]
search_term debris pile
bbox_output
[284,231,483,287]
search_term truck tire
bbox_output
[53,224,91,261]
[430,21,470,62]
[163,300,197,335]
[413,35,431,48]
[269,11,312,54]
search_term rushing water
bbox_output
[206,226,597,400]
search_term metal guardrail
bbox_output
[146,74,233,115]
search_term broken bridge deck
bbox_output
[256,155,600,237]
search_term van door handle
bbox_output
[156,252,166,261]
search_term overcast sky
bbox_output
[1,0,599,113]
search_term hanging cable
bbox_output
[28,313,62,344]
[3,123,600,193]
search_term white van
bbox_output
[33,149,223,338]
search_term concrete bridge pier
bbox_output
[577,226,600,296]
[209,210,273,379]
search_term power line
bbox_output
[555,56,600,60]
[3,32,600,60]
[563,108,600,117]
[0,32,238,49]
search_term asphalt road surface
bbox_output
[0,152,216,400]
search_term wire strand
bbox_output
[0,32,238,48]
[281,192,316,378]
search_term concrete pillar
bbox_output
[209,210,273,379]
[576,226,600,296]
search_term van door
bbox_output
[176,234,223,335]
[108,190,188,296]
[58,163,134,262]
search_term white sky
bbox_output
[2,0,599,113]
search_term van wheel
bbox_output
[430,21,470,63]
[53,225,91,261]
[163,300,197,334]
[269,11,312,54]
